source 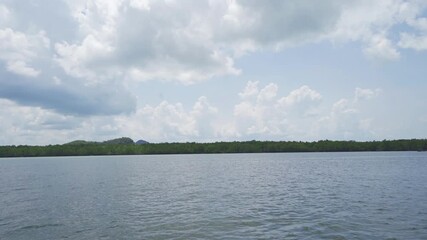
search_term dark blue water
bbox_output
[0,152,426,239]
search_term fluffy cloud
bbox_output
[0,79,393,145]
[0,99,82,145]
[355,87,382,102]
[58,0,241,84]
[398,32,427,50]
[115,96,218,142]
[230,82,323,138]
[239,81,260,99]
[363,34,400,60]
[6,60,40,77]
[0,83,292,144]
[397,3,427,51]
[330,0,427,59]
[38,0,427,89]
[316,87,383,139]
[277,85,322,109]
[0,1,137,116]
[224,82,385,141]
[125,85,383,142]
[0,28,48,77]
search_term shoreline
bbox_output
[1,139,426,158]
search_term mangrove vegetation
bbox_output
[0,138,426,157]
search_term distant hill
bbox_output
[136,139,149,145]
[64,137,136,145]
[64,140,98,145]
[103,137,134,145]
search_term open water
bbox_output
[0,152,426,239]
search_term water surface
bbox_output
[0,152,426,239]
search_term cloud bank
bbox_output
[0,0,426,144]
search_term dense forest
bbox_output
[0,138,426,157]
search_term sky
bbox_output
[0,0,427,145]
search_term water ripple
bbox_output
[0,152,426,239]
[13,223,64,232]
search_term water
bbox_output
[0,152,426,239]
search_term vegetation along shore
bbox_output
[0,137,426,158]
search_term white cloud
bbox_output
[277,85,322,108]
[316,87,383,140]
[58,0,241,84]
[332,99,357,114]
[0,28,48,77]
[397,2,427,51]
[192,96,218,117]
[330,0,427,59]
[257,83,278,102]
[1,0,426,88]
[55,0,427,84]
[6,61,40,77]
[0,8,135,116]
[355,87,382,102]
[129,0,151,11]
[0,95,219,144]
[0,99,83,145]
[398,32,427,50]
[232,83,387,141]
[408,17,427,31]
[0,97,138,145]
[115,96,218,142]
[233,83,323,138]
[55,34,114,81]
[231,83,384,140]
[363,34,400,60]
[0,80,404,144]
[331,0,400,41]
[238,80,259,99]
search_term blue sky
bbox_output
[0,0,426,145]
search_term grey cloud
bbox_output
[57,0,345,84]
[0,70,136,116]
[1,0,78,42]
[106,1,238,82]
[115,8,212,67]
[41,118,82,130]
[218,0,342,46]
[0,0,136,116]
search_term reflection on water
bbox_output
[0,152,426,239]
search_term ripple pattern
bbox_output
[0,152,426,239]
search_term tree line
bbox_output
[0,139,426,157]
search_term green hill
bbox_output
[64,140,98,145]
[64,137,135,145]
[103,137,134,145]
